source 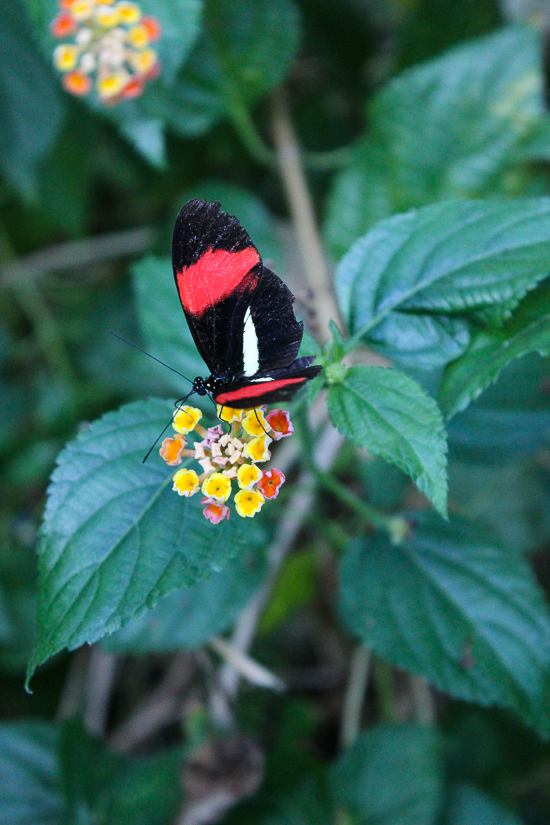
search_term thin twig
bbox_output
[409,674,436,726]
[209,637,285,692]
[271,89,342,343]
[0,226,155,284]
[83,646,119,737]
[340,645,372,750]
[56,647,91,722]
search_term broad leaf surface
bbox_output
[325,26,545,258]
[0,2,65,201]
[447,354,550,464]
[28,399,262,684]
[445,784,524,825]
[155,0,301,137]
[337,198,550,368]
[439,281,550,418]
[0,722,61,825]
[333,725,443,825]
[103,545,266,653]
[328,366,447,516]
[339,515,550,734]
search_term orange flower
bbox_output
[62,70,92,95]
[265,409,294,440]
[257,468,286,500]
[141,15,161,40]
[159,434,186,466]
[51,11,76,37]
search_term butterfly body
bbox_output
[172,199,322,408]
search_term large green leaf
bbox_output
[447,354,550,464]
[439,281,550,418]
[155,0,301,137]
[325,26,545,258]
[27,399,263,685]
[327,366,447,516]
[445,784,524,825]
[0,722,61,825]
[339,515,550,734]
[103,544,266,653]
[332,725,443,825]
[0,2,65,201]
[337,198,550,369]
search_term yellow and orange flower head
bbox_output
[265,409,294,440]
[158,405,294,524]
[50,0,161,103]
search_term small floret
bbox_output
[54,44,79,71]
[159,434,187,466]
[257,468,286,499]
[117,0,142,23]
[242,409,271,438]
[202,472,232,502]
[234,489,265,518]
[202,497,230,524]
[172,468,200,497]
[173,405,202,435]
[244,434,272,463]
[266,409,294,440]
[62,70,92,95]
[217,405,243,424]
[51,11,76,36]
[237,463,263,490]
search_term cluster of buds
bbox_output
[159,405,294,524]
[50,0,161,102]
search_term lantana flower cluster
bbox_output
[50,0,161,102]
[159,405,293,524]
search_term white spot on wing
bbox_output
[243,307,259,377]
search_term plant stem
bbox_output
[373,659,397,724]
[271,89,342,343]
[314,470,392,531]
[340,645,372,749]
[409,674,436,726]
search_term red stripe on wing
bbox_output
[176,247,260,316]
[215,377,306,406]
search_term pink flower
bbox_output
[256,468,286,500]
[265,409,294,440]
[201,497,230,524]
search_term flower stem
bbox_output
[314,469,392,531]
[340,645,372,750]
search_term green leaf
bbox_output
[27,399,263,685]
[139,0,203,84]
[339,515,550,735]
[160,0,301,137]
[439,281,550,418]
[447,353,550,464]
[259,549,316,635]
[325,26,545,257]
[103,544,266,653]
[327,366,448,517]
[338,198,550,369]
[445,784,524,825]
[0,722,61,825]
[332,725,443,825]
[0,2,65,201]
[132,256,206,395]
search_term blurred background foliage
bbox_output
[2,0,550,822]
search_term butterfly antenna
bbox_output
[109,330,194,386]
[142,390,195,464]
[254,408,270,436]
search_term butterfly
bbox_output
[172,199,322,409]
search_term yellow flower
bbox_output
[202,473,232,502]
[128,47,157,74]
[173,405,202,435]
[241,409,271,438]
[234,489,265,518]
[70,0,94,20]
[172,469,200,497]
[243,434,272,462]
[95,4,120,26]
[97,72,127,99]
[117,0,142,23]
[126,22,149,48]
[237,463,262,490]
[53,44,79,71]
[217,405,243,424]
